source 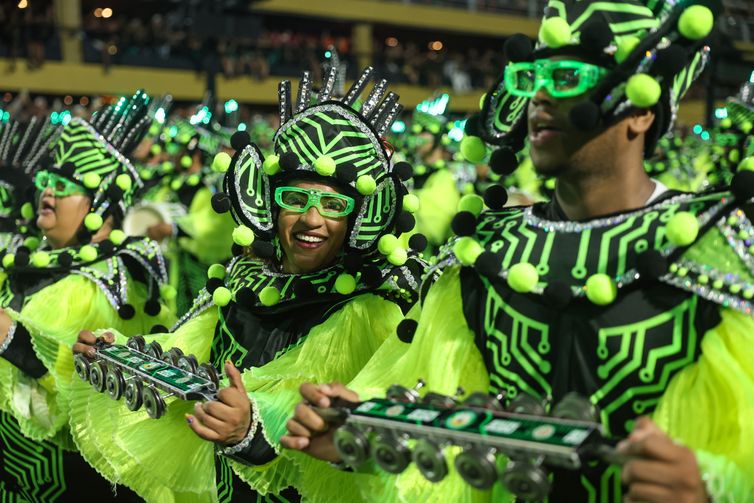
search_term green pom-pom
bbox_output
[378,234,399,255]
[402,194,420,213]
[665,211,699,246]
[212,152,232,173]
[31,251,50,268]
[24,236,40,250]
[213,286,232,307]
[428,124,441,135]
[626,74,661,108]
[678,5,714,41]
[2,254,15,268]
[148,124,160,136]
[109,229,126,245]
[170,179,182,191]
[232,225,255,246]
[115,174,133,191]
[160,284,176,300]
[314,155,337,176]
[187,174,200,186]
[539,17,572,48]
[458,194,484,217]
[208,263,226,280]
[335,273,357,295]
[84,213,103,231]
[259,286,281,306]
[83,172,101,189]
[720,118,733,129]
[140,169,153,181]
[21,202,34,220]
[263,155,281,176]
[729,150,740,163]
[160,161,173,174]
[615,36,640,64]
[180,155,193,169]
[441,135,452,146]
[79,245,98,262]
[479,93,486,110]
[460,136,487,163]
[453,237,484,266]
[585,273,617,305]
[738,157,754,172]
[411,124,423,134]
[741,121,753,134]
[387,247,408,266]
[356,175,377,196]
[150,144,162,155]
[415,165,427,176]
[507,262,539,293]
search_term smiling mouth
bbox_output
[294,232,326,249]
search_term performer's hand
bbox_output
[146,222,173,242]
[72,330,114,357]
[618,416,709,503]
[280,382,359,463]
[186,360,251,445]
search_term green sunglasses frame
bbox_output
[274,186,356,218]
[504,59,608,99]
[34,171,87,197]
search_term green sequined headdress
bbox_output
[211,66,420,260]
[470,0,718,169]
[49,90,152,242]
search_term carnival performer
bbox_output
[0,91,175,500]
[284,1,754,502]
[69,66,430,502]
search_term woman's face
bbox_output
[277,180,350,274]
[36,187,91,249]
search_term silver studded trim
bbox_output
[0,321,16,356]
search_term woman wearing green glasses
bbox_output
[0,97,174,500]
[69,67,429,502]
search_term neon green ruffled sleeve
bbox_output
[0,273,173,442]
[66,307,220,503]
[230,294,406,496]
[653,308,754,501]
[285,267,505,503]
[414,169,461,247]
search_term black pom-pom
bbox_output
[464,114,482,136]
[484,185,509,210]
[570,101,601,131]
[393,161,413,181]
[15,249,30,267]
[409,233,428,252]
[343,254,365,274]
[57,251,73,267]
[98,240,115,255]
[731,170,754,201]
[230,130,251,151]
[252,240,276,259]
[76,228,92,245]
[118,304,136,320]
[293,280,316,298]
[107,185,124,201]
[150,325,168,334]
[451,211,478,237]
[206,277,224,294]
[396,318,419,344]
[396,212,416,233]
[211,192,231,214]
[543,281,572,308]
[231,243,245,256]
[579,21,613,52]
[60,162,76,178]
[336,167,359,184]
[654,45,688,81]
[489,147,518,176]
[279,151,300,171]
[474,251,502,278]
[637,250,668,281]
[235,286,256,305]
[504,34,534,63]
[361,266,383,287]
[144,299,162,316]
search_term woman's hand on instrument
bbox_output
[619,416,709,503]
[72,330,114,357]
[280,382,359,463]
[186,360,252,445]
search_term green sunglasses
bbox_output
[34,171,87,197]
[274,186,355,218]
[504,59,608,99]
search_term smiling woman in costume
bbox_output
[0,93,174,501]
[69,66,430,502]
